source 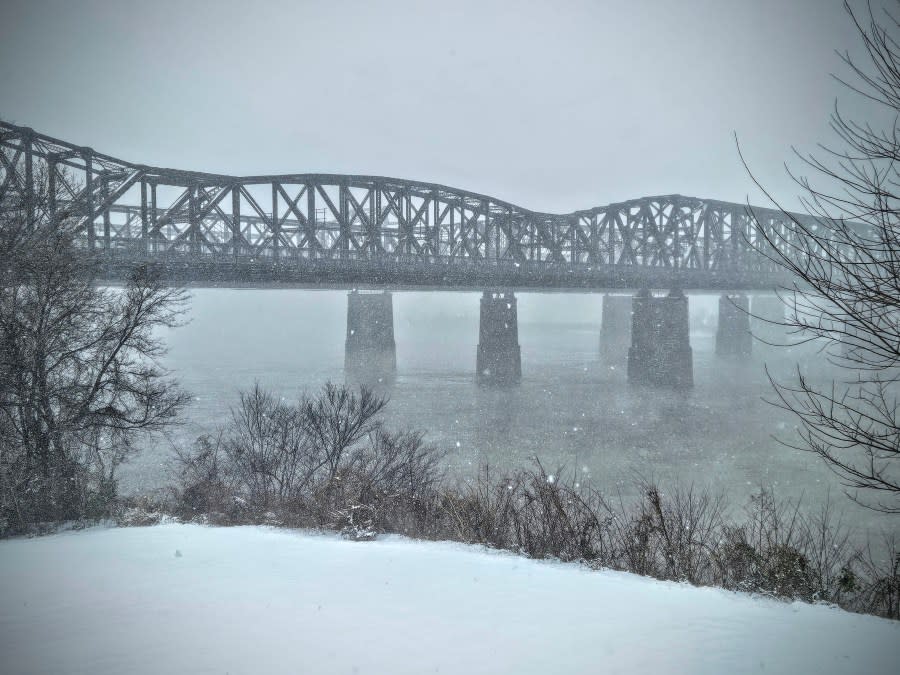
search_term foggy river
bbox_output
[122,288,894,539]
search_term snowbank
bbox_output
[0,524,897,674]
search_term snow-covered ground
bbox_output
[0,524,897,675]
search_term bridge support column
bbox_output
[716,294,752,356]
[476,291,521,384]
[627,289,693,387]
[345,291,396,382]
[600,294,632,360]
[751,295,786,344]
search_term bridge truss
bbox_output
[0,120,812,290]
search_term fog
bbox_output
[3,0,897,540]
[106,288,891,544]
[0,0,871,211]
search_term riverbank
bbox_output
[1,523,897,674]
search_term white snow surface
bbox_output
[0,524,897,675]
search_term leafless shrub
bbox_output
[506,463,609,562]
[716,488,808,597]
[441,465,520,549]
[223,386,310,507]
[338,428,446,533]
[851,536,900,619]
[798,492,858,604]
[301,382,388,486]
[442,463,612,563]
[114,493,171,527]
[171,382,444,533]
[171,389,897,619]
[171,434,236,518]
[437,467,896,617]
[607,481,727,584]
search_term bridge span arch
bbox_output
[0,120,808,290]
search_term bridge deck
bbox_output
[94,251,786,291]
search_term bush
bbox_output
[170,382,899,620]
[850,539,900,620]
[171,382,445,531]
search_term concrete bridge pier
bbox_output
[627,288,693,387]
[600,294,632,360]
[345,290,396,382]
[716,294,752,356]
[476,291,521,384]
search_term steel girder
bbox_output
[0,120,811,289]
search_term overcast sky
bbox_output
[0,0,877,213]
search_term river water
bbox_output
[121,288,895,540]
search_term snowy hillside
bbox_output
[1,524,897,675]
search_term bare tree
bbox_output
[300,382,388,484]
[171,381,443,535]
[742,0,900,513]
[0,155,189,529]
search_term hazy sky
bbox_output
[0,0,877,213]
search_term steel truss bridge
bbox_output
[0,120,812,290]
